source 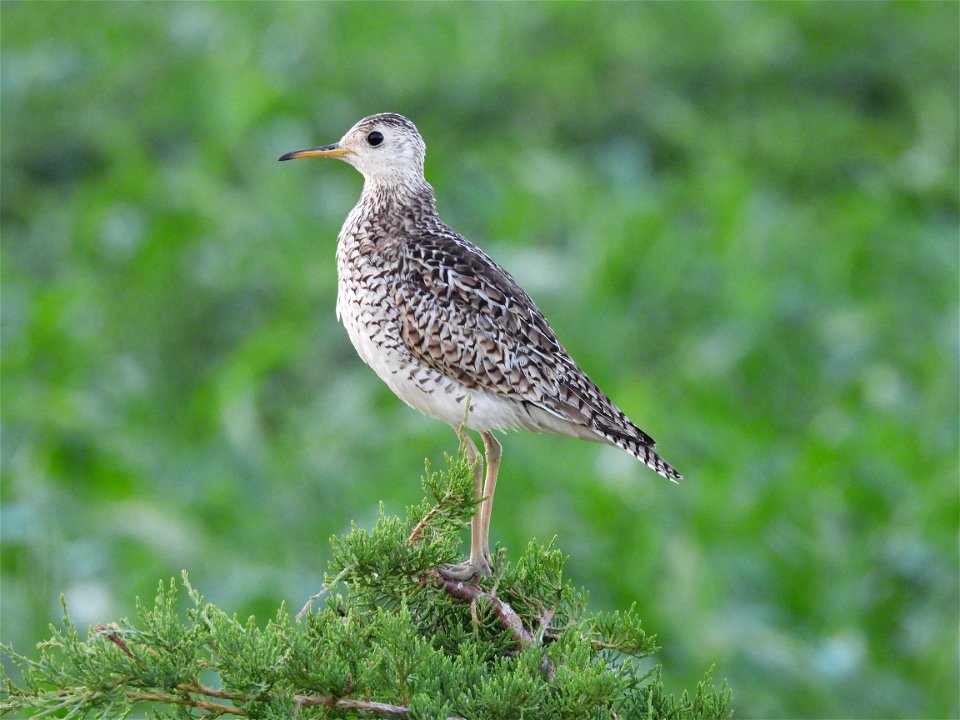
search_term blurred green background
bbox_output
[2,3,957,718]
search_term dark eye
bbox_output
[367,131,384,146]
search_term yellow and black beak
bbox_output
[278,143,351,161]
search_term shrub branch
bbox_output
[1,453,731,719]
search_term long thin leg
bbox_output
[479,431,501,565]
[440,427,491,580]
[461,429,485,571]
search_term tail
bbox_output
[594,420,683,483]
[631,441,682,483]
[540,365,683,482]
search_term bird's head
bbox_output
[279,113,426,182]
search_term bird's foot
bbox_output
[439,556,492,582]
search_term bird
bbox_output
[280,113,681,580]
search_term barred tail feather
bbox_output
[632,441,682,483]
[596,424,682,483]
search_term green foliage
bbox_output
[2,4,957,718]
[2,459,731,719]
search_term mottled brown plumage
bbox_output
[281,113,680,578]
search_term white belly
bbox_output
[337,297,479,428]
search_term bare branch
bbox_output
[430,569,556,678]
[429,570,535,647]
[297,567,349,621]
[127,690,247,716]
[534,607,556,645]
[295,694,410,716]
[92,624,135,660]
[407,502,444,545]
[178,682,249,701]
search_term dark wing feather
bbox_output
[393,226,656,448]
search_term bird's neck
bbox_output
[359,173,438,219]
[339,173,440,256]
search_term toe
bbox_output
[440,558,491,581]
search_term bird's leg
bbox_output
[479,431,501,567]
[463,431,486,572]
[440,428,492,581]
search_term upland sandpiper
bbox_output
[280,113,681,580]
